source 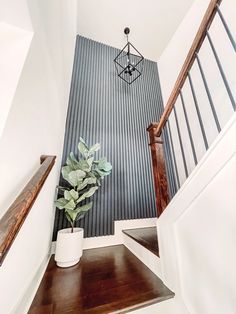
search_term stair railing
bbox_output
[0,155,56,265]
[147,0,236,217]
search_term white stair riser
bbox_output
[123,233,163,279]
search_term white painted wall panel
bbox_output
[158,113,236,314]
[0,23,33,139]
[176,154,236,314]
[0,1,77,313]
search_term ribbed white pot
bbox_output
[55,227,84,268]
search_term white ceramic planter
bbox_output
[55,227,84,268]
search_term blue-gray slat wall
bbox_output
[53,35,172,239]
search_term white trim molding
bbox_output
[158,113,236,314]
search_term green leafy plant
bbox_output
[55,138,112,232]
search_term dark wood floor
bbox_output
[29,245,173,314]
[122,227,159,257]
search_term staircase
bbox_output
[29,242,174,314]
[123,227,159,257]
[0,1,235,313]
[146,1,236,313]
[122,227,162,280]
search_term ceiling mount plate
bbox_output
[124,27,130,35]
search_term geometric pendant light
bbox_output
[114,27,144,84]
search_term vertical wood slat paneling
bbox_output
[53,36,167,239]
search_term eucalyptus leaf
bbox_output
[94,169,106,178]
[90,170,103,184]
[68,169,86,187]
[79,137,87,145]
[64,190,72,201]
[70,189,79,200]
[61,165,71,182]
[55,198,76,211]
[77,202,93,213]
[55,198,68,209]
[83,186,98,198]
[91,170,102,179]
[92,160,99,164]
[69,152,79,164]
[65,202,93,223]
[89,143,101,154]
[75,202,93,220]
[98,158,112,172]
[65,208,78,222]
[65,211,73,224]
[66,152,80,170]
[64,199,76,210]
[64,189,78,201]
[78,159,91,172]
[87,157,94,167]
[88,172,96,178]
[78,141,89,157]
[76,213,86,221]
[77,186,98,203]
[77,177,96,191]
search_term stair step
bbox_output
[123,227,159,257]
[29,245,173,313]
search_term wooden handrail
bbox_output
[0,155,56,266]
[148,0,222,136]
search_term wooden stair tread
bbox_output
[29,245,173,313]
[123,227,159,257]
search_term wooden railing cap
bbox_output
[0,155,56,266]
[147,123,159,132]
[40,155,56,164]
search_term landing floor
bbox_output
[29,245,173,314]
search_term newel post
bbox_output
[147,124,169,217]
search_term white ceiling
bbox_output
[77,0,195,61]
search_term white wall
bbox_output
[0,1,33,139]
[0,22,33,138]
[35,0,77,106]
[158,0,210,104]
[158,113,236,314]
[158,0,236,185]
[0,0,33,31]
[0,1,77,313]
[76,0,194,61]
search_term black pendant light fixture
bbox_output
[114,27,144,85]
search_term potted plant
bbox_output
[54,138,112,268]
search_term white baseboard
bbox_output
[12,253,51,314]
[51,218,157,253]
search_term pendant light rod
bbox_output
[124,27,130,60]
